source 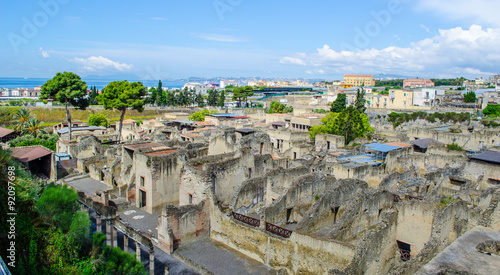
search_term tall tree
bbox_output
[355,89,367,113]
[96,81,146,142]
[165,90,176,106]
[207,89,219,106]
[310,106,373,144]
[40,72,88,140]
[195,92,205,107]
[232,86,254,107]
[156,80,163,106]
[218,90,226,108]
[89,86,99,105]
[330,93,347,113]
[148,87,157,105]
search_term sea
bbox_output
[0,77,187,90]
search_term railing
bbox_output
[265,222,292,238]
[399,249,411,261]
[232,212,260,227]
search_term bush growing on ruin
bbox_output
[189,109,217,121]
[446,143,464,151]
[464,91,477,103]
[88,113,109,127]
[388,112,471,128]
[483,104,500,118]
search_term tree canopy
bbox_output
[330,93,347,113]
[355,89,366,113]
[269,101,293,114]
[232,86,254,102]
[309,106,373,144]
[463,91,477,103]
[40,72,88,109]
[483,104,500,117]
[96,81,146,142]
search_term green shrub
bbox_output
[446,143,463,151]
[88,113,109,127]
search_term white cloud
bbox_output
[192,33,249,43]
[279,25,500,78]
[71,56,133,72]
[39,47,49,58]
[420,24,430,33]
[414,0,500,27]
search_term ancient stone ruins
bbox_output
[53,110,500,275]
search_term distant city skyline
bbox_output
[2,0,500,80]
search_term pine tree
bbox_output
[156,80,163,106]
[195,92,205,107]
[355,89,366,113]
[330,93,346,113]
[218,90,226,107]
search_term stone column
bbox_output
[136,242,141,262]
[123,234,129,253]
[96,215,102,233]
[106,219,112,246]
[112,227,118,248]
[149,247,155,275]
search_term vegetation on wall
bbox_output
[387,112,471,128]
[268,101,293,114]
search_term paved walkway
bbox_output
[66,176,110,197]
[175,238,277,275]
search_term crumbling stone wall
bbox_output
[134,150,184,214]
[157,201,209,254]
[210,198,357,274]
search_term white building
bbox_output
[413,88,445,107]
[220,80,240,89]
[182,83,208,95]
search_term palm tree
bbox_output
[13,108,32,131]
[24,118,46,137]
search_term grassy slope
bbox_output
[1,107,165,127]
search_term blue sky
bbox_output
[2,0,500,80]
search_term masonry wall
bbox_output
[157,201,209,254]
[134,151,184,214]
[210,201,356,274]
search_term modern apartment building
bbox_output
[342,75,375,87]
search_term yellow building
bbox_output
[366,89,413,109]
[342,75,375,87]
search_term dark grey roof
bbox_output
[272,121,286,126]
[469,151,500,164]
[56,126,104,135]
[410,138,444,149]
[235,128,256,134]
